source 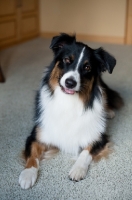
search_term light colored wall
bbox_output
[39,0,127,43]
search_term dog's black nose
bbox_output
[65,77,77,89]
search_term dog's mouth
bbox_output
[61,86,76,95]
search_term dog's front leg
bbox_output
[69,148,92,181]
[19,140,46,189]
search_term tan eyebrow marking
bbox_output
[70,55,74,61]
[84,60,89,65]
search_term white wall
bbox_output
[39,0,127,43]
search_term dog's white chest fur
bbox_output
[38,86,106,155]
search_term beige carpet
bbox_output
[0,38,132,200]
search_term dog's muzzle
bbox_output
[60,71,80,95]
[60,77,77,94]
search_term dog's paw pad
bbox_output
[69,166,87,181]
[19,167,38,189]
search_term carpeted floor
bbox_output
[0,38,132,200]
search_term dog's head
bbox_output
[49,33,116,95]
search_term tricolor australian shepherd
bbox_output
[19,33,123,189]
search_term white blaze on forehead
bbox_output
[59,47,85,91]
[76,47,86,70]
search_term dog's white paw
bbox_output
[69,150,92,181]
[69,164,88,181]
[19,167,38,189]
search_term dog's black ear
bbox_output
[50,33,76,54]
[94,48,116,74]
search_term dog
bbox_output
[19,33,123,189]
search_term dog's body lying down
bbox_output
[19,33,123,189]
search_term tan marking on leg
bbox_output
[19,141,46,189]
[90,142,113,162]
[36,127,59,160]
[84,146,92,152]
[93,143,113,162]
[26,158,38,168]
[25,141,46,168]
[32,142,46,158]
[84,139,113,162]
[43,146,59,160]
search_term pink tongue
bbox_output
[64,88,75,94]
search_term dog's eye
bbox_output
[63,58,70,64]
[84,65,91,72]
